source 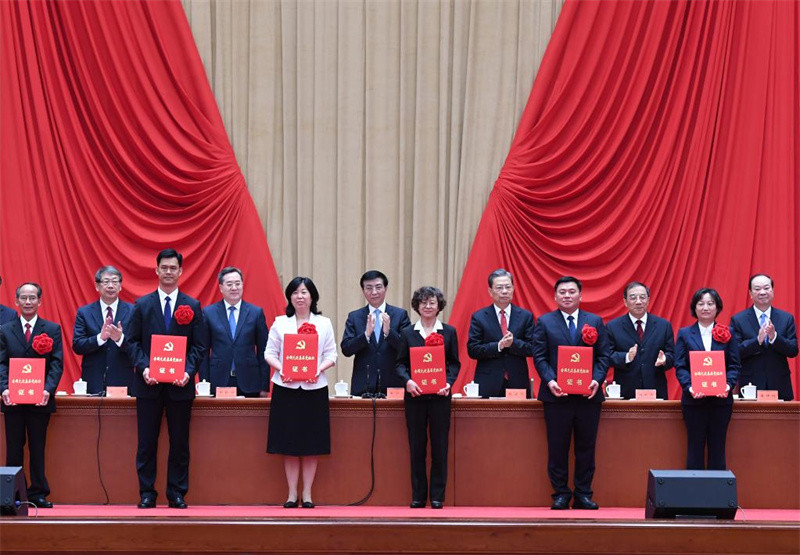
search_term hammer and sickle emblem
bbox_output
[570,353,581,363]
[164,342,174,352]
[703,356,713,366]
[423,353,433,363]
[297,340,306,350]
[22,364,32,374]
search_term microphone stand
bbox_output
[361,364,386,399]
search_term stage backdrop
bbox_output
[0,0,285,391]
[451,0,799,399]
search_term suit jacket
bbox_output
[72,300,134,394]
[201,300,269,393]
[674,323,741,406]
[467,304,535,397]
[0,304,16,325]
[730,306,797,400]
[606,313,675,399]
[395,323,460,392]
[341,304,411,394]
[125,290,205,400]
[0,318,64,414]
[532,310,611,403]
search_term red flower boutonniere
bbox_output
[173,305,195,326]
[32,333,54,355]
[425,332,444,346]
[712,324,731,344]
[297,322,317,335]
[581,324,598,346]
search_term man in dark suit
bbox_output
[467,268,535,397]
[0,276,17,324]
[730,274,797,400]
[0,282,63,508]
[606,282,675,399]
[201,266,269,397]
[532,276,611,511]
[341,270,411,396]
[72,266,134,395]
[126,248,205,509]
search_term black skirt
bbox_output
[267,384,331,456]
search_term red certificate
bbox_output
[689,351,726,396]
[149,335,187,383]
[557,346,593,395]
[410,345,447,395]
[9,358,45,404]
[282,333,318,382]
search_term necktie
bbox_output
[636,320,644,341]
[106,306,114,322]
[229,306,237,339]
[163,296,172,330]
[568,315,577,343]
[25,323,31,343]
[500,310,508,335]
[760,312,767,345]
[374,309,382,342]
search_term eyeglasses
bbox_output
[626,295,648,302]
[492,285,513,292]
[364,285,385,293]
[99,279,121,286]
[421,300,439,308]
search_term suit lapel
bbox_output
[233,302,248,342]
[640,316,654,345]
[688,324,704,351]
[745,307,761,337]
[555,311,573,345]
[91,301,105,329]
[622,316,639,344]
[9,319,27,349]
[488,306,504,338]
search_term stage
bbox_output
[1,505,798,554]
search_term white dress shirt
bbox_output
[413,318,444,339]
[364,302,387,340]
[96,298,124,347]
[266,313,337,390]
[699,322,714,351]
[753,306,775,344]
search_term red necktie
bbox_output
[106,306,113,322]
[500,310,508,335]
[636,320,644,341]
[25,323,31,343]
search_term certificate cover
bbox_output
[9,358,45,404]
[150,335,187,383]
[410,345,447,394]
[557,345,593,394]
[690,351,726,395]
[282,333,318,382]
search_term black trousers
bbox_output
[4,410,51,499]
[681,402,733,470]
[136,392,193,500]
[542,399,602,498]
[404,394,452,503]
[225,373,261,398]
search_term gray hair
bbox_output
[488,268,513,288]
[94,266,122,283]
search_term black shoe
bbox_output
[301,501,315,509]
[550,494,571,510]
[431,501,444,509]
[137,494,156,509]
[168,495,188,509]
[283,500,299,508]
[30,497,53,509]
[410,500,426,508]
[572,495,599,510]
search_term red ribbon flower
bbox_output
[173,305,195,326]
[581,324,598,346]
[32,333,54,355]
[712,323,731,344]
[297,322,317,335]
[425,332,444,346]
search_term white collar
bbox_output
[413,319,443,338]
[494,304,512,317]
[224,300,243,312]
[368,302,387,314]
[20,314,38,329]
[560,309,579,323]
[753,306,771,320]
[628,312,648,326]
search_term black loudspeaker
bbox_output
[0,466,28,516]
[646,469,737,519]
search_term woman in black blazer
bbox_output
[395,286,460,509]
[674,288,741,470]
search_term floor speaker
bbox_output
[646,469,737,519]
[0,466,28,516]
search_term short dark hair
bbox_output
[554,276,582,292]
[623,281,650,299]
[360,270,388,288]
[94,266,123,283]
[157,248,183,267]
[16,282,43,298]
[690,287,724,319]
[218,266,243,284]
[488,268,513,288]
[410,286,447,315]
[285,277,320,316]
[748,273,774,290]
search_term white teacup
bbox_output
[741,383,757,400]
[463,382,480,398]
[73,379,87,395]
[334,381,349,397]
[605,382,621,398]
[195,380,211,396]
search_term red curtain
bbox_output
[451,0,799,398]
[0,0,285,391]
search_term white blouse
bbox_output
[265,313,337,390]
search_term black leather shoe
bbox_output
[572,495,599,510]
[137,494,156,509]
[31,497,53,509]
[550,494,571,510]
[283,500,299,508]
[409,500,426,508]
[168,495,188,509]
[301,501,315,509]
[430,501,444,509]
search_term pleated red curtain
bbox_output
[0,0,285,390]
[451,0,799,398]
